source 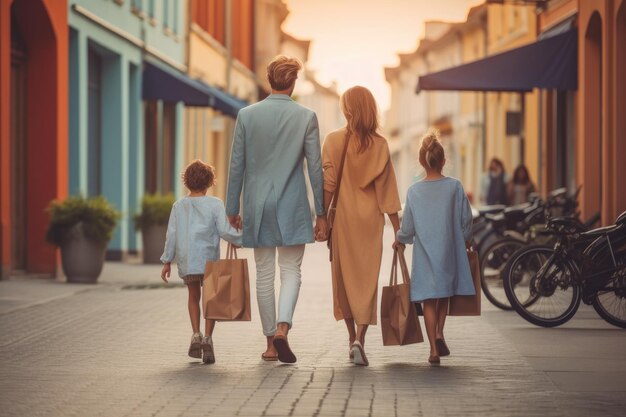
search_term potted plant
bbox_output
[134,193,175,264]
[46,195,120,283]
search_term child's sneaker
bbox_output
[201,335,215,364]
[188,332,203,359]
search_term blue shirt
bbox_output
[161,196,242,278]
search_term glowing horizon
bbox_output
[283,0,484,113]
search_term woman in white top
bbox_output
[160,160,242,364]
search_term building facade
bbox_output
[1,0,69,278]
[538,0,625,224]
[186,0,256,201]
[255,0,289,97]
[68,0,188,260]
[384,10,488,203]
[384,46,430,201]
[280,32,343,140]
[458,5,488,203]
[485,3,539,196]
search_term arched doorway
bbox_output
[582,12,603,222]
[616,2,626,216]
[9,7,27,272]
[9,0,64,274]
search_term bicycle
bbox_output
[502,212,626,328]
[478,189,593,310]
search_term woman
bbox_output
[397,131,474,365]
[508,165,536,205]
[479,158,508,206]
[322,86,402,366]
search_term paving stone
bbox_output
[1,229,625,416]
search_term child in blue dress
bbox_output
[396,131,474,365]
[160,160,242,364]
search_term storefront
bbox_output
[0,0,68,278]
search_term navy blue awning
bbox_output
[142,60,247,117]
[416,28,578,93]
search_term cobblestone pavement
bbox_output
[1,228,625,417]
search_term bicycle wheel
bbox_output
[480,237,527,310]
[503,246,581,327]
[591,252,626,329]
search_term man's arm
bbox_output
[303,113,327,241]
[303,113,325,217]
[226,114,245,228]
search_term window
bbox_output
[87,47,103,197]
[145,101,177,194]
[163,0,170,29]
[148,0,155,19]
[172,0,178,34]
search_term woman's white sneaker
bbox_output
[201,336,215,364]
[188,332,203,359]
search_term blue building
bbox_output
[68,0,188,259]
[68,0,248,259]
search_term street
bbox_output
[1,227,625,417]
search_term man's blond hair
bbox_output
[267,55,302,91]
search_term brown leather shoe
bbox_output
[273,333,297,364]
[436,339,450,357]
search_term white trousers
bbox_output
[253,245,305,336]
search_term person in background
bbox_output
[160,160,242,364]
[508,165,536,205]
[479,158,508,206]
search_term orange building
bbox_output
[538,0,625,224]
[186,0,256,200]
[0,0,68,279]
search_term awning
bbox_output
[142,60,247,117]
[416,28,578,94]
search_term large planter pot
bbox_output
[142,224,167,264]
[61,231,107,284]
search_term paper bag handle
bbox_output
[227,243,238,259]
[390,246,411,286]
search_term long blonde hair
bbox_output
[340,86,382,153]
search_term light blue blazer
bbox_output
[225,94,325,248]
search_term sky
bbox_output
[283,0,484,112]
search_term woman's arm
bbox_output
[388,212,402,249]
[397,200,415,246]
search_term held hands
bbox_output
[314,215,328,242]
[228,215,242,231]
[161,263,171,283]
[392,226,405,251]
[392,239,405,251]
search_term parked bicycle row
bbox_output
[471,187,626,329]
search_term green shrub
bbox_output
[133,193,175,231]
[46,195,120,246]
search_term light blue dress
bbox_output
[397,177,475,302]
[160,196,242,278]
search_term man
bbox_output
[226,55,326,364]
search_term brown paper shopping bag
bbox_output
[448,247,481,316]
[203,244,251,321]
[381,247,424,346]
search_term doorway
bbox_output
[9,10,27,272]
